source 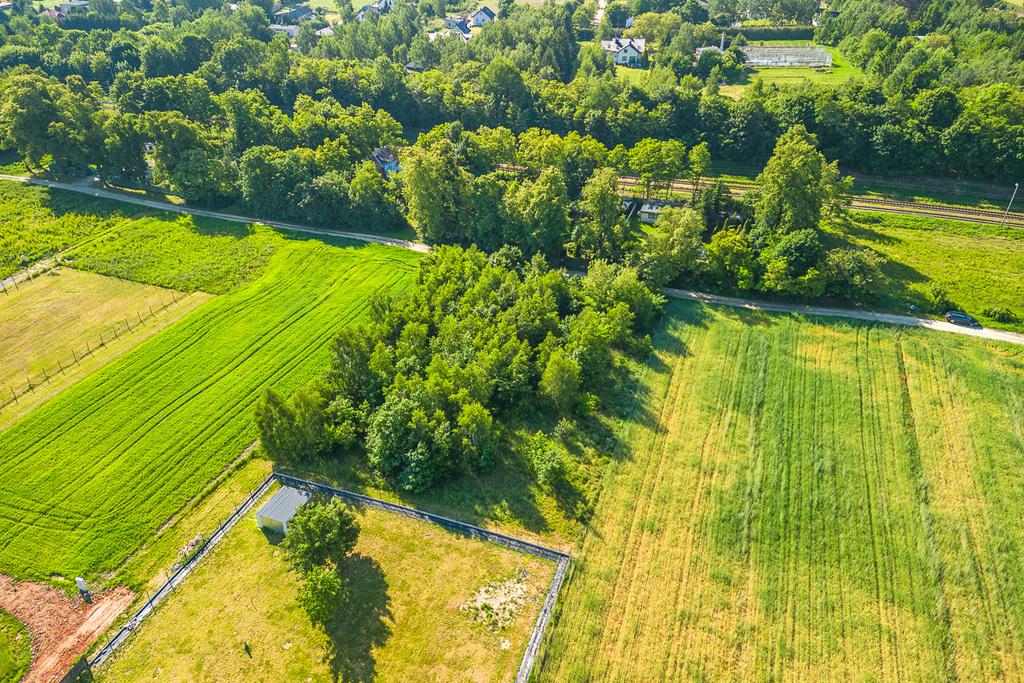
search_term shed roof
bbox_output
[258,486,312,523]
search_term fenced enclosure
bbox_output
[740,45,833,67]
[89,472,571,683]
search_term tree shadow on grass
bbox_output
[326,553,393,683]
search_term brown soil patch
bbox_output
[0,574,133,682]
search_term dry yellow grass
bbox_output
[0,268,209,428]
[539,301,1024,681]
[98,489,555,682]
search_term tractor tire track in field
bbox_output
[542,303,1024,681]
[0,244,418,580]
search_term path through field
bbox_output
[541,302,1024,681]
[0,241,419,583]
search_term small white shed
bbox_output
[257,486,312,535]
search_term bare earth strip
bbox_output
[0,575,132,683]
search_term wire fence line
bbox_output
[0,277,197,413]
[274,473,572,683]
[89,476,275,668]
[87,472,571,680]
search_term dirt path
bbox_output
[0,575,133,682]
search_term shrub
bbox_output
[981,306,1019,323]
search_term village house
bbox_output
[470,6,495,26]
[357,0,392,21]
[272,4,314,24]
[315,25,335,37]
[600,37,646,66]
[370,147,400,179]
[269,23,301,39]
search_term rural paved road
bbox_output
[4,173,1023,347]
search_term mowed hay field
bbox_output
[0,268,210,428]
[99,497,554,682]
[540,302,1024,681]
[0,241,420,584]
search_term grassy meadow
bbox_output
[0,611,30,683]
[539,301,1024,681]
[828,211,1024,330]
[0,268,210,428]
[0,180,148,279]
[67,215,284,294]
[98,494,554,682]
[0,240,419,585]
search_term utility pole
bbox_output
[1001,182,1019,228]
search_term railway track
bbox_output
[613,174,1024,229]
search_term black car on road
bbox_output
[945,311,981,328]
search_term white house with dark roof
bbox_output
[357,0,392,21]
[470,6,495,26]
[600,37,646,66]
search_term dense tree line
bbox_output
[256,245,663,491]
[1,0,1021,181]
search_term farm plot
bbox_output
[0,180,147,280]
[98,497,554,683]
[0,241,419,585]
[67,215,283,295]
[0,268,210,430]
[540,302,1024,681]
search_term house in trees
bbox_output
[444,15,472,34]
[273,4,314,24]
[315,25,335,37]
[357,0,392,21]
[270,23,301,39]
[370,147,400,178]
[600,37,647,66]
[39,7,67,19]
[470,6,495,25]
[638,200,670,224]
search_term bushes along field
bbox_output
[0,241,418,584]
[540,301,1024,681]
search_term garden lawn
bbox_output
[0,268,210,430]
[0,610,30,683]
[828,211,1024,330]
[98,495,554,683]
[0,240,420,585]
[540,301,1024,681]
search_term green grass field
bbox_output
[722,42,863,97]
[67,215,283,294]
[829,211,1024,330]
[539,301,1024,680]
[0,611,30,683]
[0,268,211,429]
[0,240,419,586]
[0,180,148,279]
[98,492,554,682]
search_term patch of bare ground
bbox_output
[0,574,133,682]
